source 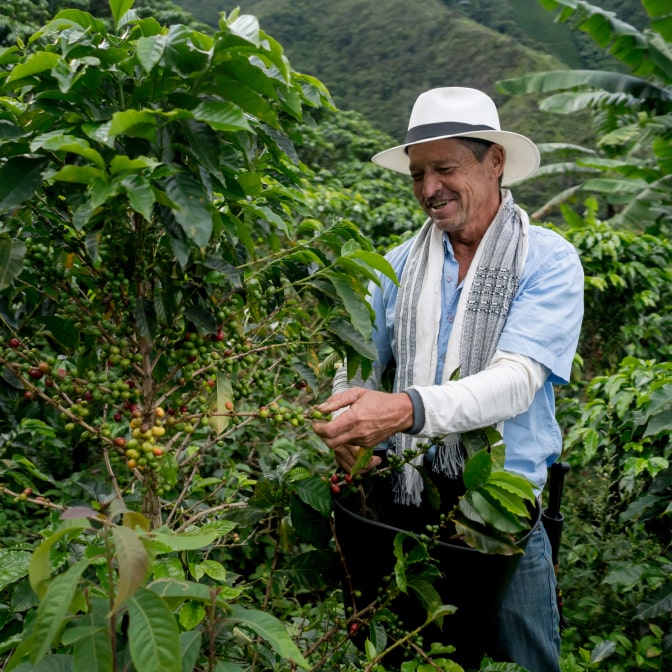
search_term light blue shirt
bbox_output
[368,222,584,489]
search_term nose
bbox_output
[418,171,442,198]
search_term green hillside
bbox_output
[176,0,590,146]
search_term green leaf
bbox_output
[198,559,228,583]
[0,550,31,592]
[644,409,672,437]
[109,154,161,175]
[453,518,521,556]
[228,14,261,46]
[136,35,167,73]
[151,522,235,552]
[51,165,104,185]
[127,588,181,672]
[134,297,157,341]
[30,133,105,170]
[153,557,186,581]
[332,255,383,287]
[392,533,410,594]
[294,477,332,517]
[165,171,213,248]
[347,249,399,285]
[180,631,202,672]
[208,372,232,433]
[112,525,150,611]
[149,578,242,605]
[408,579,444,613]
[30,519,92,598]
[192,101,252,133]
[0,157,47,211]
[634,583,672,620]
[110,0,135,29]
[31,558,91,665]
[461,491,527,535]
[0,236,26,290]
[7,51,60,82]
[327,273,372,340]
[108,109,158,143]
[123,174,155,221]
[590,640,617,663]
[72,609,113,672]
[328,318,378,360]
[462,448,492,490]
[351,446,375,477]
[227,605,309,669]
[487,470,536,502]
[481,483,531,518]
[178,602,206,630]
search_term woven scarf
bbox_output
[392,190,529,506]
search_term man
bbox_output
[313,87,584,671]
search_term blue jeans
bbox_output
[493,523,561,671]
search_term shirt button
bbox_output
[448,315,455,323]
[446,274,454,282]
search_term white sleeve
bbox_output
[409,350,547,438]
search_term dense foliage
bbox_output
[501,2,672,670]
[0,0,670,671]
[0,2,396,669]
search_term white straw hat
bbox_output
[372,87,540,186]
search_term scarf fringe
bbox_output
[432,439,466,478]
[393,463,424,507]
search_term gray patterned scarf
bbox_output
[392,190,528,506]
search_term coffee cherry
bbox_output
[330,484,340,495]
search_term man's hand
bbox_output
[312,388,414,472]
[331,443,382,473]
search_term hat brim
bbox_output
[371,130,540,186]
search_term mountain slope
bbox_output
[177,0,591,147]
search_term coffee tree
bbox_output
[0,1,396,669]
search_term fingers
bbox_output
[316,387,366,413]
[333,444,382,474]
[312,389,414,450]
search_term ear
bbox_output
[489,144,506,180]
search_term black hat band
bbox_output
[404,122,496,145]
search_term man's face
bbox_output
[408,138,504,235]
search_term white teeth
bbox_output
[430,201,447,209]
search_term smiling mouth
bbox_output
[425,195,455,211]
